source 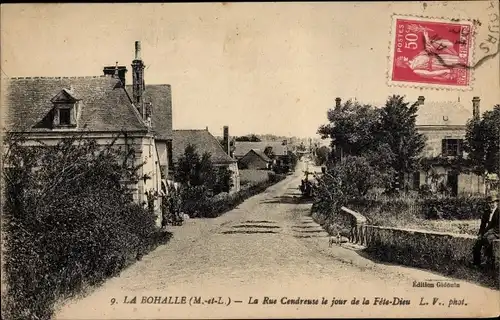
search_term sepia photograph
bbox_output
[1,1,499,319]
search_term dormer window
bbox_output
[50,88,81,128]
[59,107,72,126]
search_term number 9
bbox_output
[110,298,116,305]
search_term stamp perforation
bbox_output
[387,12,479,91]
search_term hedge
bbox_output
[190,172,286,218]
[2,134,172,320]
[343,196,490,223]
[420,196,489,220]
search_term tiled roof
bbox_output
[416,101,472,127]
[233,141,288,157]
[3,76,147,133]
[125,84,172,140]
[248,149,272,162]
[172,129,236,164]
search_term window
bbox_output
[441,139,463,157]
[50,89,79,128]
[59,108,71,126]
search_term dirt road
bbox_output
[54,161,499,319]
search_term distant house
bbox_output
[2,41,173,226]
[172,128,241,193]
[233,141,289,167]
[238,149,272,170]
[331,96,485,196]
[411,95,484,196]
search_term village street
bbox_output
[54,161,498,319]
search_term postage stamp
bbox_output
[388,14,476,90]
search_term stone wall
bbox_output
[338,207,500,275]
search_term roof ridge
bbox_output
[6,75,108,80]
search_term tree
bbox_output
[213,166,233,194]
[175,144,217,188]
[235,134,261,142]
[318,100,382,159]
[313,156,393,220]
[174,144,201,187]
[378,95,427,187]
[314,146,330,166]
[465,105,500,175]
[174,144,231,194]
[264,146,275,159]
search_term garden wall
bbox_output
[361,225,500,274]
[314,206,499,279]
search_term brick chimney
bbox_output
[472,96,480,120]
[223,126,230,156]
[335,97,341,110]
[417,95,425,106]
[103,62,128,87]
[132,41,146,118]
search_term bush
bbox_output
[346,197,421,226]
[421,196,489,220]
[190,173,286,218]
[239,169,269,186]
[2,133,170,320]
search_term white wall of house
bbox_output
[156,141,168,167]
[14,132,166,226]
[228,162,240,193]
[418,127,466,158]
[138,136,163,227]
[417,168,485,196]
[416,126,485,195]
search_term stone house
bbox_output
[233,141,289,168]
[410,95,485,196]
[172,128,241,193]
[238,149,272,170]
[2,41,173,226]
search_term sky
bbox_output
[1,2,499,139]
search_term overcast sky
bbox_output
[1,2,498,138]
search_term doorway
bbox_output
[447,171,458,197]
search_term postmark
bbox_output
[388,14,475,90]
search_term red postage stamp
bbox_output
[388,15,475,90]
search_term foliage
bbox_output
[312,156,393,226]
[179,185,211,217]
[465,105,500,175]
[161,183,183,226]
[318,99,382,158]
[317,95,426,188]
[314,146,330,166]
[2,132,170,320]
[214,166,233,194]
[378,95,426,176]
[174,144,234,216]
[190,173,287,218]
[420,196,489,220]
[264,146,275,159]
[174,144,230,194]
[174,145,216,188]
[288,151,299,171]
[297,142,307,151]
[240,169,270,186]
[234,134,261,142]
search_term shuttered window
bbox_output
[441,139,464,157]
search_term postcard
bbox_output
[1,1,499,319]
